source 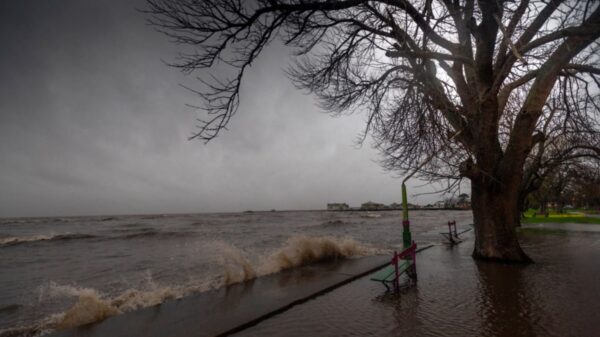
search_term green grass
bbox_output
[522,217,600,224]
[521,209,600,224]
[570,208,600,214]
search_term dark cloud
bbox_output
[0,0,444,217]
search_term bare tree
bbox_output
[145,0,600,262]
[529,160,600,212]
[516,93,600,223]
[572,161,600,208]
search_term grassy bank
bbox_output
[521,209,600,225]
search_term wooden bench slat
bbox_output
[370,260,412,283]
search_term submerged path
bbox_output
[50,246,432,337]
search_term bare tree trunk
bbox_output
[540,200,547,214]
[514,190,528,228]
[471,177,532,263]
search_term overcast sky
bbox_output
[0,0,454,217]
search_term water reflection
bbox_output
[376,288,424,336]
[233,230,600,337]
[475,261,539,337]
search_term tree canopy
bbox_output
[146,0,600,261]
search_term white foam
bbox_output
[0,235,55,245]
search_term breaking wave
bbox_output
[267,236,372,271]
[216,243,257,285]
[120,230,191,240]
[0,230,195,248]
[219,235,379,286]
[0,234,99,247]
[0,236,380,337]
[42,279,203,329]
[0,278,215,337]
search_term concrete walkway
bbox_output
[51,247,431,337]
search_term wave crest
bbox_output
[218,235,377,286]
[121,230,189,240]
[216,243,257,285]
[0,234,98,247]
[267,236,368,272]
[7,279,202,336]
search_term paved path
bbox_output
[51,246,431,337]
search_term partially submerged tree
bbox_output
[146,0,600,262]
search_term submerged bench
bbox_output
[370,242,417,290]
[440,221,472,244]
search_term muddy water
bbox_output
[0,210,472,336]
[237,229,600,337]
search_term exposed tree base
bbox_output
[471,177,534,264]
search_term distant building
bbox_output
[389,202,402,209]
[438,194,472,209]
[360,201,385,211]
[428,197,472,210]
[327,203,350,211]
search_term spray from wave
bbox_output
[46,285,119,330]
[1,236,380,337]
[219,235,379,286]
[0,277,207,337]
[216,243,257,285]
[265,235,372,272]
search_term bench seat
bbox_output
[370,259,413,283]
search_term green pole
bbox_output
[401,182,411,248]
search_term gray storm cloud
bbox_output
[0,0,446,217]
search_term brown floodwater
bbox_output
[0,210,473,335]
[236,229,600,337]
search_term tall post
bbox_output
[402,182,412,248]
[400,130,463,250]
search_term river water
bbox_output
[2,211,598,337]
[0,210,471,336]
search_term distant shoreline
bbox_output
[0,208,472,220]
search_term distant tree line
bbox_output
[527,161,600,213]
